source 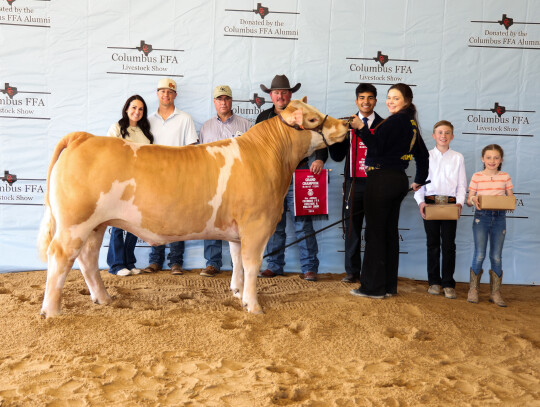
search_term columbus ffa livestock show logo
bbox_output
[224,2,299,40]
[1,170,45,206]
[136,40,153,56]
[0,0,51,28]
[345,50,418,87]
[463,102,535,138]
[106,40,184,77]
[1,82,17,98]
[232,92,270,123]
[0,81,50,120]
[1,170,17,185]
[469,13,540,49]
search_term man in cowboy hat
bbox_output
[142,77,198,276]
[256,74,328,282]
[198,85,252,278]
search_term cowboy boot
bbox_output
[489,270,507,307]
[467,268,483,303]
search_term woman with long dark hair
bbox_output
[107,94,154,144]
[344,83,429,298]
[106,95,153,276]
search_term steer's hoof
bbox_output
[92,295,112,305]
[230,288,242,299]
[244,302,264,314]
[40,307,61,319]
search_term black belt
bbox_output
[425,195,456,204]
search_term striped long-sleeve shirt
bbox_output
[469,171,513,196]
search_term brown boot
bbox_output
[489,270,507,307]
[467,268,483,303]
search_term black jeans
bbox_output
[360,169,408,296]
[344,178,367,279]
[423,219,457,288]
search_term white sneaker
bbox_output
[130,268,142,275]
[350,288,384,299]
[116,268,132,276]
[427,285,441,295]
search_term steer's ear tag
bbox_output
[292,109,304,128]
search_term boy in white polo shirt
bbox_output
[414,120,467,299]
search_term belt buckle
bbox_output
[434,195,449,205]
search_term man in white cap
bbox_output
[142,77,198,276]
[256,74,328,282]
[198,85,252,277]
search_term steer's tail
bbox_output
[38,132,95,262]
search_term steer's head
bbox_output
[281,97,349,155]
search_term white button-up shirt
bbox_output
[414,147,467,206]
[361,111,376,129]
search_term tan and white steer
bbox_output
[38,98,349,317]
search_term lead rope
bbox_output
[263,181,430,259]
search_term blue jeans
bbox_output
[204,240,223,270]
[148,241,185,268]
[265,178,319,274]
[107,227,138,274]
[471,210,506,277]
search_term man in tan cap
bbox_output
[198,85,252,277]
[148,78,198,146]
[256,74,328,282]
[143,77,198,276]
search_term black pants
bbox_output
[344,178,366,279]
[423,219,457,288]
[360,169,408,296]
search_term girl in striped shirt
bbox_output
[466,144,513,307]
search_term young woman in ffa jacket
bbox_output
[341,83,429,299]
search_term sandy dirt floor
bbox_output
[0,269,538,406]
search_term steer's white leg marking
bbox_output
[205,139,242,229]
[240,232,269,314]
[41,255,70,318]
[41,233,82,318]
[242,258,263,314]
[229,241,243,300]
[77,224,111,305]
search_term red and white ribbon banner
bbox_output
[293,169,328,216]
[350,129,370,178]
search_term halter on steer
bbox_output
[278,113,331,147]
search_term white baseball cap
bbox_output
[157,78,177,92]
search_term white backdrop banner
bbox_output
[0,0,538,285]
